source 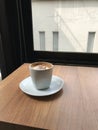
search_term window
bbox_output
[19,0,98,65]
[87,32,95,52]
[53,32,59,51]
[31,0,98,54]
[39,31,45,50]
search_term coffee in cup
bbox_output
[29,62,53,90]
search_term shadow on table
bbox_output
[27,88,64,102]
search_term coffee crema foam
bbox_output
[33,64,49,70]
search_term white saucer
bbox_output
[19,75,64,96]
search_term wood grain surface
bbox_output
[0,63,98,130]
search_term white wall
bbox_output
[31,0,98,53]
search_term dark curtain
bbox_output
[0,0,33,79]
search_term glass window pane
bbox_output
[31,0,98,53]
[87,32,95,52]
[39,32,45,50]
[53,32,58,51]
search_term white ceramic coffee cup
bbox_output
[29,62,53,90]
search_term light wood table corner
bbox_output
[0,63,98,130]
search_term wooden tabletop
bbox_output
[0,63,98,130]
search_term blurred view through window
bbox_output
[31,0,98,53]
